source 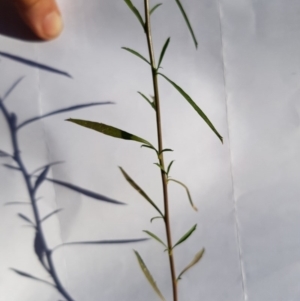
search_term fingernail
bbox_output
[42,11,63,39]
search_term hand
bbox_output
[13,0,63,40]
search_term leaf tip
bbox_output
[118,166,126,176]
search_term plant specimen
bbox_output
[0,54,147,301]
[68,1,223,301]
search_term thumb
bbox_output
[13,0,63,40]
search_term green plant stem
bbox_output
[144,1,178,301]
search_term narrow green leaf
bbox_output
[122,47,150,65]
[124,0,145,29]
[138,92,156,110]
[119,167,164,217]
[158,73,223,143]
[174,0,198,48]
[177,248,205,281]
[150,216,164,223]
[67,119,153,147]
[143,230,167,248]
[166,160,175,175]
[173,224,197,249]
[159,148,173,154]
[134,250,166,301]
[141,144,158,153]
[168,178,197,211]
[154,163,166,174]
[150,3,163,15]
[150,95,157,109]
[157,38,170,69]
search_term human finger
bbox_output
[13,0,63,40]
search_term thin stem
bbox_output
[0,99,75,301]
[143,2,178,301]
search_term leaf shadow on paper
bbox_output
[0,52,147,301]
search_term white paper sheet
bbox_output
[1,0,299,300]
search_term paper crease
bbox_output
[35,44,70,297]
[217,1,247,300]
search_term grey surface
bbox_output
[0,0,299,300]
